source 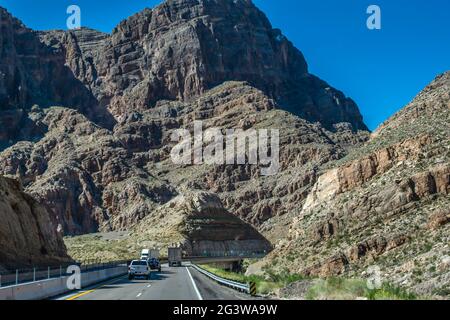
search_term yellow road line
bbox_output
[66,290,94,301]
[65,275,128,300]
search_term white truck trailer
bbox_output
[168,247,182,267]
[140,248,160,260]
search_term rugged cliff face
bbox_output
[38,0,367,131]
[0,176,70,270]
[0,82,367,236]
[133,190,273,256]
[263,72,450,296]
[0,0,369,238]
[0,9,111,150]
[65,190,272,261]
[0,0,447,297]
[0,107,177,235]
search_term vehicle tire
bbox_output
[128,275,133,280]
[158,267,161,272]
[146,274,150,280]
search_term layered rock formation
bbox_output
[0,107,176,235]
[0,82,366,237]
[0,0,369,239]
[0,9,111,150]
[133,190,272,255]
[264,72,450,296]
[0,0,448,298]
[0,176,70,270]
[65,190,272,261]
[37,0,367,131]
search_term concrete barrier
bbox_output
[0,286,13,301]
[0,266,127,300]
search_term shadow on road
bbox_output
[150,269,174,281]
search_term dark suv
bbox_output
[148,258,161,272]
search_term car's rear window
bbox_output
[131,261,147,266]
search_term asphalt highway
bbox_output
[58,264,251,300]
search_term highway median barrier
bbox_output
[0,263,127,300]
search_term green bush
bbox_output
[305,277,417,300]
[199,265,418,300]
[367,283,417,300]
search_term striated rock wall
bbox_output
[262,72,450,296]
[0,176,70,270]
[301,134,435,214]
[132,190,272,256]
[0,9,111,149]
[0,1,370,239]
[38,0,367,131]
[0,81,367,237]
[0,107,177,235]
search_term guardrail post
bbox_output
[60,265,62,277]
[33,268,36,282]
[15,269,18,285]
[48,266,50,279]
[249,282,257,296]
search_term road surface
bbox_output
[57,265,252,300]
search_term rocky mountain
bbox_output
[0,176,70,270]
[0,81,367,237]
[261,72,450,297]
[65,190,272,262]
[0,0,369,239]
[0,9,112,150]
[39,0,367,131]
[0,0,447,298]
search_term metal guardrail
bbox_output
[186,250,269,259]
[0,260,128,288]
[191,264,252,295]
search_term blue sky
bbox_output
[1,0,449,130]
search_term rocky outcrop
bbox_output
[0,81,367,236]
[38,0,367,132]
[427,209,450,231]
[300,134,437,214]
[261,72,450,297]
[133,190,272,255]
[0,107,177,235]
[0,176,70,270]
[0,1,370,239]
[0,8,112,149]
[39,28,109,96]
[64,191,272,262]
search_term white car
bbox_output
[128,260,151,280]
